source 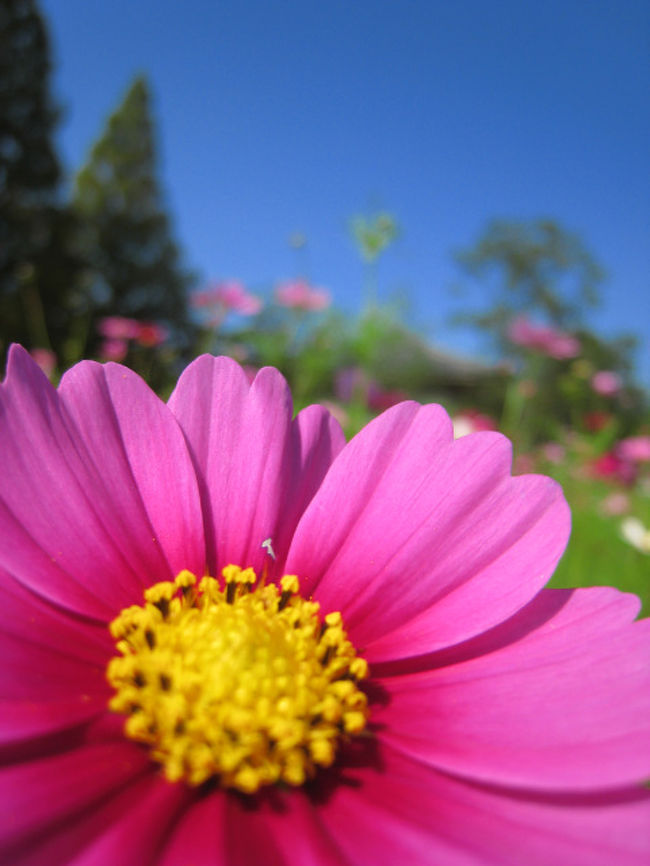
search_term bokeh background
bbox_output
[2,0,649,606]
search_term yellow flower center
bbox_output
[106,566,369,793]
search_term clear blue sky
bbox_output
[41,0,650,382]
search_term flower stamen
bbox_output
[107,566,369,793]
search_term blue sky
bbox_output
[41,0,649,381]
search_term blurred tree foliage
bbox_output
[0,0,87,364]
[73,76,194,356]
[454,218,604,342]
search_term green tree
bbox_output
[0,0,86,364]
[73,76,193,352]
[453,218,604,348]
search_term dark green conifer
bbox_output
[0,0,85,363]
[73,76,193,349]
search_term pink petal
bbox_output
[285,403,569,650]
[226,790,348,866]
[0,347,204,619]
[0,697,107,746]
[158,793,227,866]
[0,568,112,664]
[375,587,650,790]
[4,772,176,866]
[318,746,650,866]
[65,774,189,866]
[0,569,112,743]
[0,739,150,855]
[168,356,344,576]
[59,359,206,580]
[268,404,346,570]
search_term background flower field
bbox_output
[2,1,648,613]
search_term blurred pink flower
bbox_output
[617,436,650,464]
[513,453,536,475]
[583,411,612,432]
[541,442,566,464]
[507,317,581,360]
[600,492,631,516]
[1,345,649,864]
[591,371,622,397]
[591,451,637,486]
[335,367,369,404]
[320,400,350,430]
[192,280,262,317]
[367,382,408,412]
[452,410,497,439]
[98,316,141,340]
[135,323,169,348]
[29,348,57,378]
[99,338,129,362]
[275,279,331,311]
[334,368,406,412]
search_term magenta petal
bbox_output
[4,773,178,866]
[286,403,569,649]
[59,359,206,580]
[0,569,111,742]
[168,356,344,576]
[319,746,650,866]
[376,587,650,790]
[0,568,112,664]
[158,793,227,866]
[226,790,348,866]
[0,347,203,619]
[267,403,346,570]
[0,739,150,854]
[64,775,188,866]
[260,794,349,866]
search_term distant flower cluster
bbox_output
[507,316,581,360]
[591,435,650,486]
[98,316,168,361]
[191,280,263,321]
[275,279,331,311]
[590,370,622,397]
[190,278,331,326]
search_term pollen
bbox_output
[106,566,370,793]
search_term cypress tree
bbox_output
[73,75,193,350]
[0,0,84,363]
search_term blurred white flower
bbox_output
[620,517,650,554]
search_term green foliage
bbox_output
[0,0,86,364]
[454,218,604,342]
[73,76,194,359]
[350,212,399,263]
[546,462,650,616]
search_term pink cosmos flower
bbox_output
[507,316,581,360]
[617,435,650,464]
[275,279,331,311]
[1,345,649,866]
[591,451,638,486]
[584,410,613,432]
[98,316,141,340]
[135,322,169,348]
[452,410,497,439]
[541,442,566,464]
[99,338,129,362]
[29,348,57,378]
[591,370,622,398]
[600,492,631,517]
[366,382,409,412]
[191,280,262,318]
